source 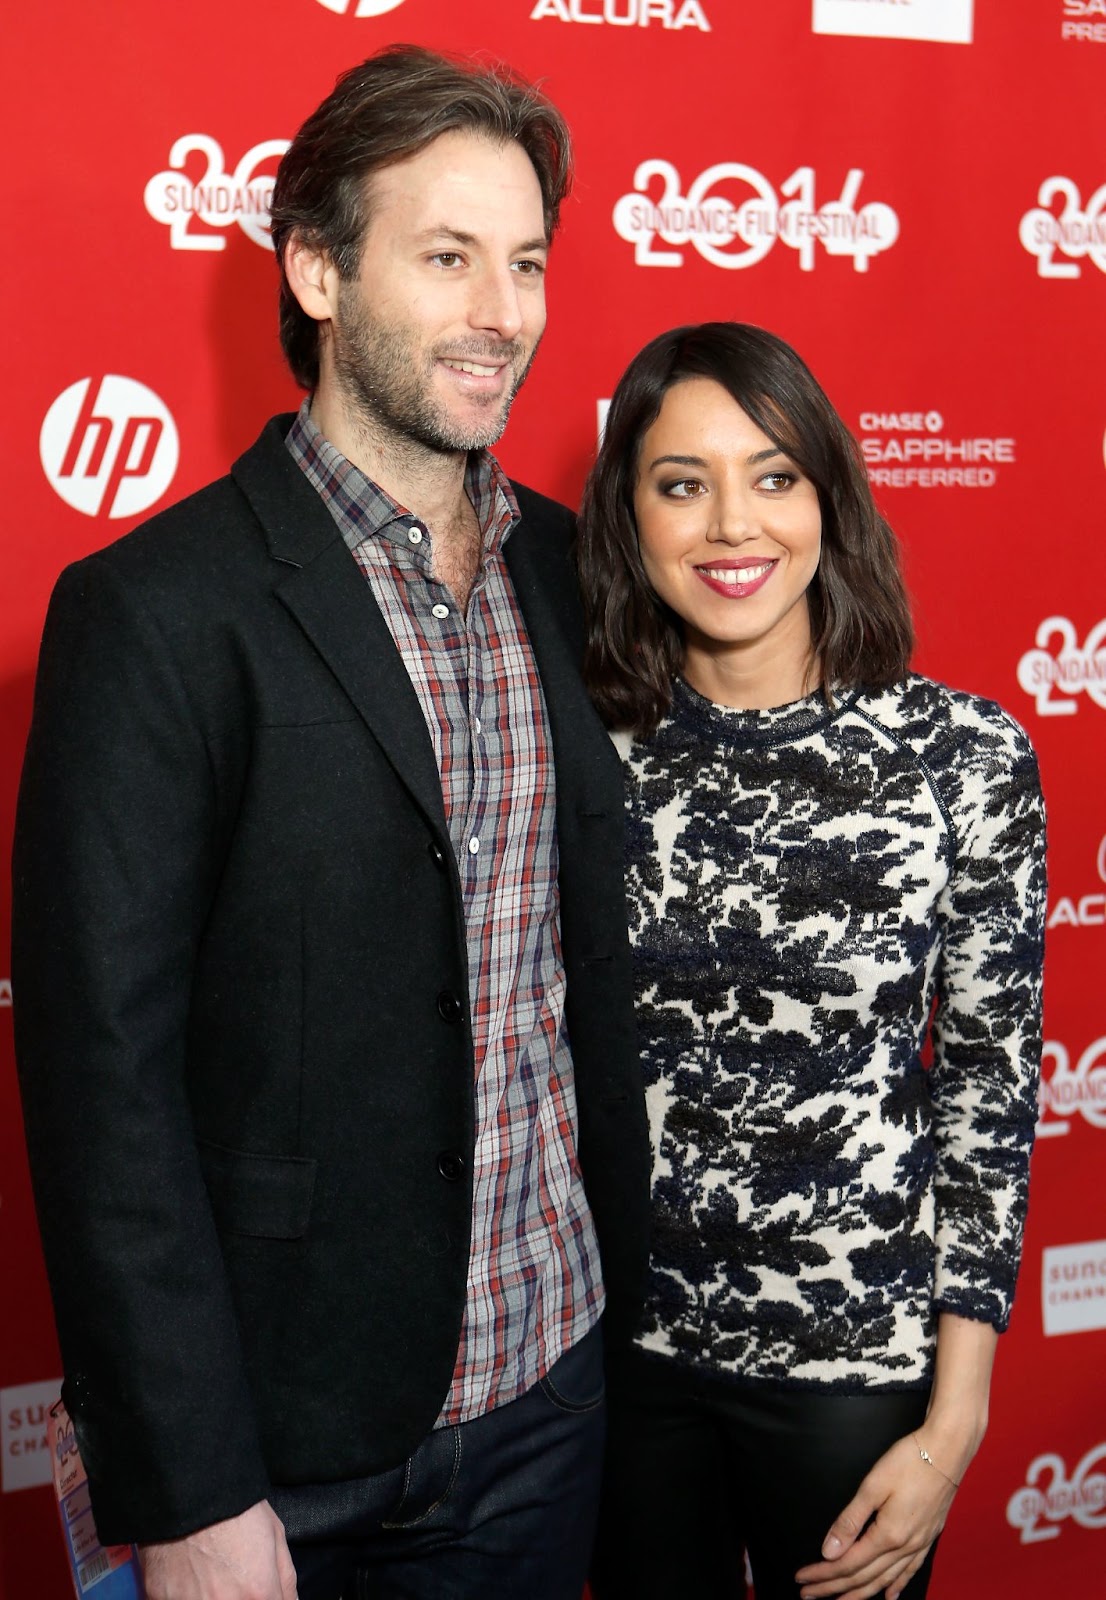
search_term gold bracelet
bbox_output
[912,1433,962,1490]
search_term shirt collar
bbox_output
[285,398,521,556]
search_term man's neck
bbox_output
[308,387,473,534]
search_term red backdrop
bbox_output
[4,2,1105,1595]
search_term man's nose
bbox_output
[467,266,524,340]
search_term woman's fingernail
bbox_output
[822,1534,843,1558]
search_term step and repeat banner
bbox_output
[2,2,1104,1595]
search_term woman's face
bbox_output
[632,377,823,697]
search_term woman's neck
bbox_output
[682,634,821,712]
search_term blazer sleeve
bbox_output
[12,554,271,1543]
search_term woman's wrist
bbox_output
[916,1406,988,1480]
[920,1311,999,1478]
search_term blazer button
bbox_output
[437,989,462,1023]
[427,841,446,870]
[437,1150,464,1182]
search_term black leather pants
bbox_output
[591,1349,937,1600]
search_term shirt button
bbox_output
[436,989,463,1023]
[437,1151,465,1183]
[467,837,480,855]
[431,603,449,620]
[473,716,482,735]
[407,525,424,545]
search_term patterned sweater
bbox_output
[617,673,1046,1392]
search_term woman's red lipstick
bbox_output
[694,558,778,599]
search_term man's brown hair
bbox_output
[269,45,573,390]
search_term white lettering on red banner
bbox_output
[2,1380,61,1494]
[1037,1038,1106,1139]
[613,162,897,272]
[144,136,289,252]
[40,378,180,521]
[1042,1241,1106,1336]
[1017,618,1106,717]
[1047,837,1106,930]
[859,409,1016,489]
[1006,1444,1106,1542]
[1018,177,1106,278]
[812,0,973,44]
[530,0,710,27]
[1062,0,1106,42]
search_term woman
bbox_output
[578,324,1046,1600]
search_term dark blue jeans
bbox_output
[270,1321,605,1600]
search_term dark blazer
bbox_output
[12,416,650,1546]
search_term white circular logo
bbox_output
[314,0,406,15]
[40,377,179,520]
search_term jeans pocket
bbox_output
[538,1321,606,1414]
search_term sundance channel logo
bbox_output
[859,409,1015,489]
[40,377,179,521]
[812,0,973,44]
[614,161,897,272]
[2,1379,61,1494]
[1042,1241,1106,1337]
[144,136,289,252]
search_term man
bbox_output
[13,46,649,1600]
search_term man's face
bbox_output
[328,130,549,453]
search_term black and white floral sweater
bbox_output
[616,673,1046,1392]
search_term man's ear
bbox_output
[283,232,341,324]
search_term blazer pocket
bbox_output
[196,1139,317,1241]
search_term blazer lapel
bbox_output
[232,417,448,838]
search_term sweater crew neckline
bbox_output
[669,674,860,749]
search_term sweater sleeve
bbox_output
[928,702,1046,1331]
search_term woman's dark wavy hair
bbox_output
[577,322,914,732]
[269,44,573,391]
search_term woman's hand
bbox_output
[796,1312,998,1599]
[793,1429,958,1600]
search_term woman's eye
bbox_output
[661,479,704,499]
[758,471,797,492]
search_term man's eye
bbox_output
[512,259,546,276]
[431,252,463,268]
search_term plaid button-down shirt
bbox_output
[286,402,604,1424]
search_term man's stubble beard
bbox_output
[330,284,541,456]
